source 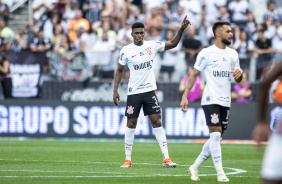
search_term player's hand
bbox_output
[252,123,271,150]
[180,96,189,112]
[231,68,243,80]
[181,15,191,30]
[113,91,120,106]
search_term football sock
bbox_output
[153,126,169,160]
[124,127,135,161]
[209,132,224,175]
[191,139,211,169]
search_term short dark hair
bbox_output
[212,21,231,37]
[132,22,144,30]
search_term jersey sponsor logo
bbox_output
[133,60,153,70]
[211,113,219,124]
[212,71,230,78]
[127,106,134,114]
[129,87,132,92]
[145,47,152,55]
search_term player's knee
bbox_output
[151,118,162,128]
[127,121,137,128]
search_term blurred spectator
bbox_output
[70,29,87,61]
[202,0,226,24]
[92,31,116,78]
[231,72,252,103]
[30,29,51,52]
[57,0,68,14]
[233,29,254,71]
[0,19,14,41]
[111,0,124,31]
[267,16,282,53]
[0,36,6,51]
[7,34,27,53]
[145,7,163,41]
[255,29,273,80]
[32,0,58,21]
[218,6,231,22]
[158,30,180,81]
[179,0,201,28]
[43,12,67,40]
[244,12,257,39]
[127,4,145,24]
[270,74,282,102]
[67,10,90,43]
[0,52,11,98]
[50,24,65,49]
[160,1,171,40]
[249,0,268,24]
[63,0,79,22]
[96,21,117,40]
[168,5,185,36]
[181,26,203,67]
[179,66,204,102]
[263,1,282,22]
[82,0,104,25]
[53,34,71,57]
[196,9,209,47]
[116,19,132,49]
[0,0,10,25]
[142,0,163,15]
[228,0,249,28]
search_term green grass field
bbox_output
[0,139,264,184]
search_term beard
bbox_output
[222,38,231,45]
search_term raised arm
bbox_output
[180,68,201,112]
[165,15,190,50]
[113,63,126,106]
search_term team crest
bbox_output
[145,47,152,55]
[127,106,134,114]
[129,87,132,92]
[211,113,219,124]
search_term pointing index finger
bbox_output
[184,15,187,21]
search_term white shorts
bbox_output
[261,133,282,180]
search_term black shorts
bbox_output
[202,104,230,130]
[160,65,174,74]
[125,90,161,118]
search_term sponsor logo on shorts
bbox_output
[129,87,132,92]
[127,106,134,114]
[211,113,219,124]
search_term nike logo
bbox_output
[213,60,218,62]
[131,54,137,58]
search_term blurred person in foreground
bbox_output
[252,60,282,184]
[180,21,243,182]
[113,16,190,168]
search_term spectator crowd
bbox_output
[1,0,282,102]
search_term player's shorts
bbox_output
[202,104,230,130]
[125,90,161,118]
[261,133,282,180]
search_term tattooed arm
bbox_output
[180,68,201,112]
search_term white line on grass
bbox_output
[0,159,247,177]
